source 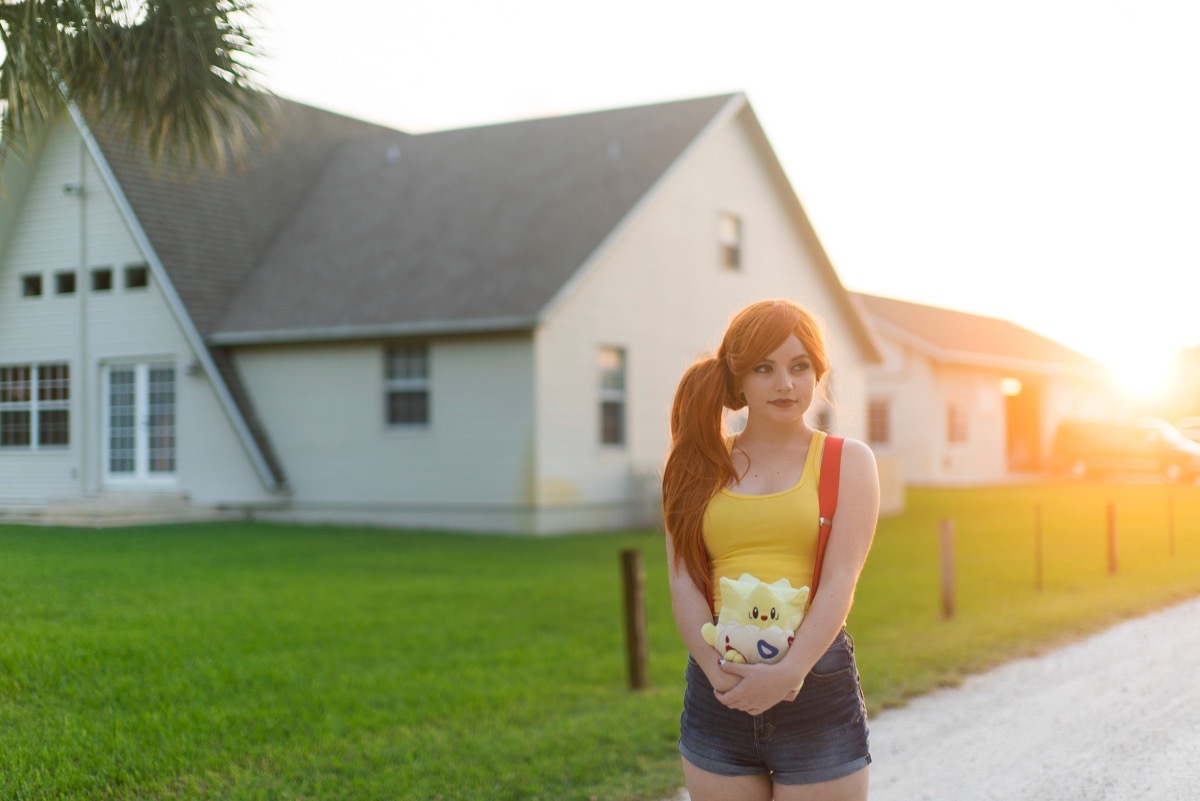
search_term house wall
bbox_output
[533,106,873,532]
[233,334,537,531]
[866,332,1119,485]
[0,117,272,509]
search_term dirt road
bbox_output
[869,595,1200,800]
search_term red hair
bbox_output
[662,300,829,604]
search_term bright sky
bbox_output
[251,0,1199,398]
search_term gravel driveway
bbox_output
[669,595,1200,800]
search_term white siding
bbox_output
[533,106,873,531]
[234,334,536,531]
[0,117,272,507]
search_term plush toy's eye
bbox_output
[751,607,759,620]
[770,607,778,620]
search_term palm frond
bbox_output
[1,0,269,175]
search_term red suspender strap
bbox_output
[810,435,844,599]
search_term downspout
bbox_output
[70,137,91,496]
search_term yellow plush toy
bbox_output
[701,573,809,665]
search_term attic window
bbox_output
[124,264,149,289]
[54,272,76,295]
[598,346,626,446]
[718,213,743,270]
[21,274,42,297]
[385,344,430,426]
[91,268,114,292]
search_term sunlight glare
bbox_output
[1108,350,1178,403]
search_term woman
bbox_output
[662,299,879,801]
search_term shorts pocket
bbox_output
[807,631,854,680]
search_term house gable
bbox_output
[0,114,277,504]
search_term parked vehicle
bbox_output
[1176,417,1200,443]
[1050,419,1200,482]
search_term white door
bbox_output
[104,362,177,485]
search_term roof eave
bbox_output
[870,317,1107,380]
[210,316,539,346]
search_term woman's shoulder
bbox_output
[834,437,879,490]
[832,436,876,463]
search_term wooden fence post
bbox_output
[1035,503,1044,592]
[1168,493,1176,558]
[1107,502,1119,575]
[620,549,648,691]
[940,519,956,620]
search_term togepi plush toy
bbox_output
[701,573,809,665]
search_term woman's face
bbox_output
[739,334,817,425]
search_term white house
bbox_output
[0,93,881,532]
[855,292,1117,485]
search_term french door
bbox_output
[103,362,177,484]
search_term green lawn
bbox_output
[1,483,1199,800]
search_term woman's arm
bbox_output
[714,438,880,714]
[665,531,742,694]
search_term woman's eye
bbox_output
[792,362,810,372]
[754,364,771,373]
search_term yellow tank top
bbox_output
[703,430,826,613]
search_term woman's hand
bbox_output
[713,661,801,715]
[702,657,743,695]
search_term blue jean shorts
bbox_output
[678,629,871,785]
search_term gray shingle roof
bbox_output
[213,94,737,341]
[87,99,403,336]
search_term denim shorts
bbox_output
[678,629,871,785]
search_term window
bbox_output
[868,398,891,445]
[54,272,76,295]
[0,363,70,449]
[598,346,626,446]
[947,399,969,444]
[124,263,149,289]
[385,345,430,426]
[21,274,43,297]
[718,212,743,270]
[91,267,114,292]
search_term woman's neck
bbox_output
[736,418,815,450]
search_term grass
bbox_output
[0,482,1198,800]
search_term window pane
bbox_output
[601,400,624,445]
[38,364,70,402]
[868,399,890,445]
[0,410,31,447]
[387,346,429,381]
[109,368,137,473]
[21,274,42,297]
[92,268,114,292]
[388,391,429,425]
[947,401,968,443]
[148,366,176,473]
[38,409,69,446]
[718,213,743,270]
[0,366,31,403]
[124,264,149,289]
[55,272,76,295]
[598,347,625,391]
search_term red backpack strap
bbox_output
[810,435,844,599]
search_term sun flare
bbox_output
[1108,352,1178,404]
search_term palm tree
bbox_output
[0,0,267,172]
